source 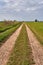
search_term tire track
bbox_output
[26,25,43,65]
[0,24,23,65]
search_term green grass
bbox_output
[0,22,20,32]
[26,22,43,44]
[0,22,22,46]
[7,25,34,65]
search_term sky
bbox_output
[0,0,43,21]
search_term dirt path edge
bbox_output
[0,24,23,65]
[26,24,43,65]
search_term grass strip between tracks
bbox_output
[7,24,34,65]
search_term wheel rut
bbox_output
[0,24,23,65]
[26,25,43,65]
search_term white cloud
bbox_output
[15,8,21,12]
[4,0,9,3]
[0,0,43,12]
[25,7,37,12]
[0,0,43,21]
[39,1,43,4]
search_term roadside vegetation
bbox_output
[0,21,22,46]
[7,24,34,65]
[0,22,21,32]
[26,22,43,44]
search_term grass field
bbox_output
[0,22,22,46]
[7,25,34,65]
[0,22,21,32]
[26,22,43,44]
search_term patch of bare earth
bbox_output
[0,25,23,65]
[26,25,43,65]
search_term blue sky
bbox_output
[0,0,43,21]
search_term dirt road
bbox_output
[26,25,43,65]
[0,24,23,65]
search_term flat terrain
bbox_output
[7,25,34,65]
[26,22,43,44]
[0,22,43,65]
[0,24,23,65]
[0,22,19,32]
[0,22,22,46]
[26,24,43,65]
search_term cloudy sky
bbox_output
[0,0,43,21]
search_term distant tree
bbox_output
[35,19,38,22]
[22,21,24,22]
[14,20,17,22]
